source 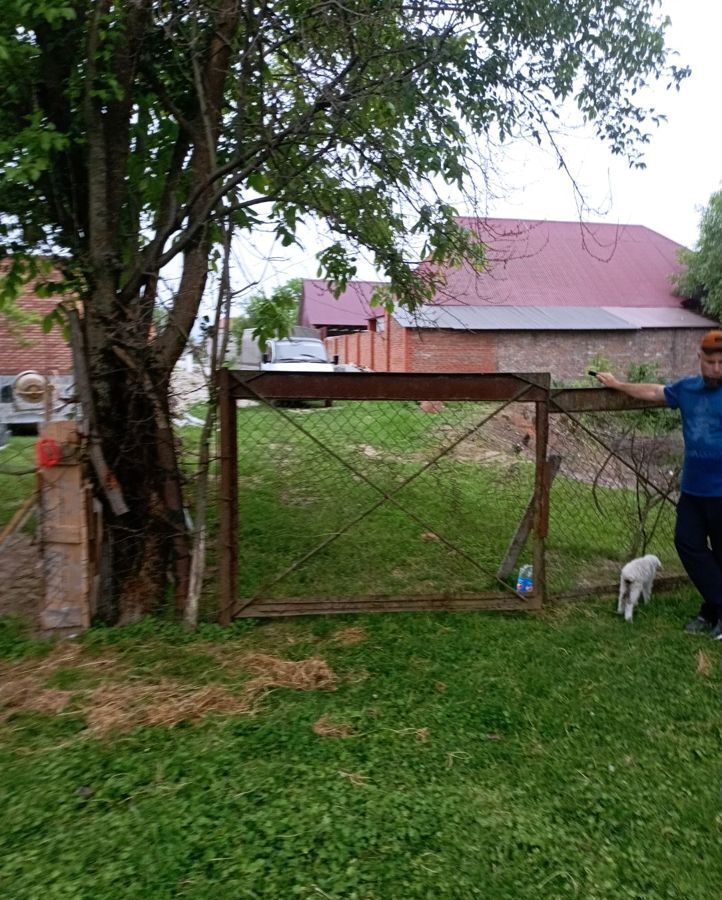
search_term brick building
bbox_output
[302,219,719,380]
[0,273,74,428]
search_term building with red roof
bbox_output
[300,279,386,335]
[308,218,718,379]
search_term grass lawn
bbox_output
[0,435,35,529]
[1,589,719,899]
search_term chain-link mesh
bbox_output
[0,388,689,623]
[0,433,40,618]
[546,404,683,593]
[230,398,538,604]
[224,396,685,608]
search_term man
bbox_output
[595,329,722,640]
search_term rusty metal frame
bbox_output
[219,371,554,620]
[217,373,670,621]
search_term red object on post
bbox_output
[36,436,62,468]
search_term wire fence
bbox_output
[0,433,41,621]
[218,372,686,618]
[0,374,686,626]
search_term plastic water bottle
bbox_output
[516,564,534,594]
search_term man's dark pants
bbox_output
[674,493,722,625]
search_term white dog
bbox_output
[617,554,662,622]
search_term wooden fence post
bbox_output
[218,368,238,625]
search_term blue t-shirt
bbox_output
[663,376,722,497]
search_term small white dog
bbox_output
[617,554,662,622]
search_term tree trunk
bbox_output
[85,306,190,624]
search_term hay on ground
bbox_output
[0,647,338,735]
[312,716,354,738]
[240,653,338,691]
[330,626,367,646]
[0,675,73,715]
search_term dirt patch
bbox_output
[439,403,682,491]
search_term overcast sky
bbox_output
[484,0,722,248]
[226,0,722,304]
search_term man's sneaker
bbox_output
[684,616,715,635]
[710,622,722,641]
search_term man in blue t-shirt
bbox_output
[595,329,722,640]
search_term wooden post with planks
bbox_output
[37,421,101,631]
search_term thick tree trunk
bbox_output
[84,306,190,624]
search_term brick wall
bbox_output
[0,281,73,375]
[326,322,706,380]
[495,328,706,380]
[408,328,498,373]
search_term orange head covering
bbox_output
[700,330,722,354]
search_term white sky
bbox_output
[225,0,722,306]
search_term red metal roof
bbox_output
[299,279,385,328]
[421,218,686,308]
[300,218,690,327]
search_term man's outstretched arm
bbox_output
[593,372,666,404]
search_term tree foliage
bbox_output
[672,190,722,320]
[230,279,303,350]
[0,1,690,620]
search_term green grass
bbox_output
[1,593,719,899]
[0,435,35,529]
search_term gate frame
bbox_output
[218,369,666,622]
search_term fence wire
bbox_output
[226,397,685,605]
[230,397,536,603]
[546,403,683,593]
[0,433,40,619]
[0,391,687,624]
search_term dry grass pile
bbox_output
[85,680,256,734]
[240,652,338,691]
[0,675,72,715]
[312,715,354,738]
[330,626,367,646]
[0,643,120,720]
[0,644,338,735]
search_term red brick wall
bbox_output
[385,315,406,371]
[326,323,707,380]
[0,282,72,375]
[326,329,382,369]
[408,329,497,373]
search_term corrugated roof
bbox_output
[601,307,718,328]
[392,305,638,331]
[299,218,696,328]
